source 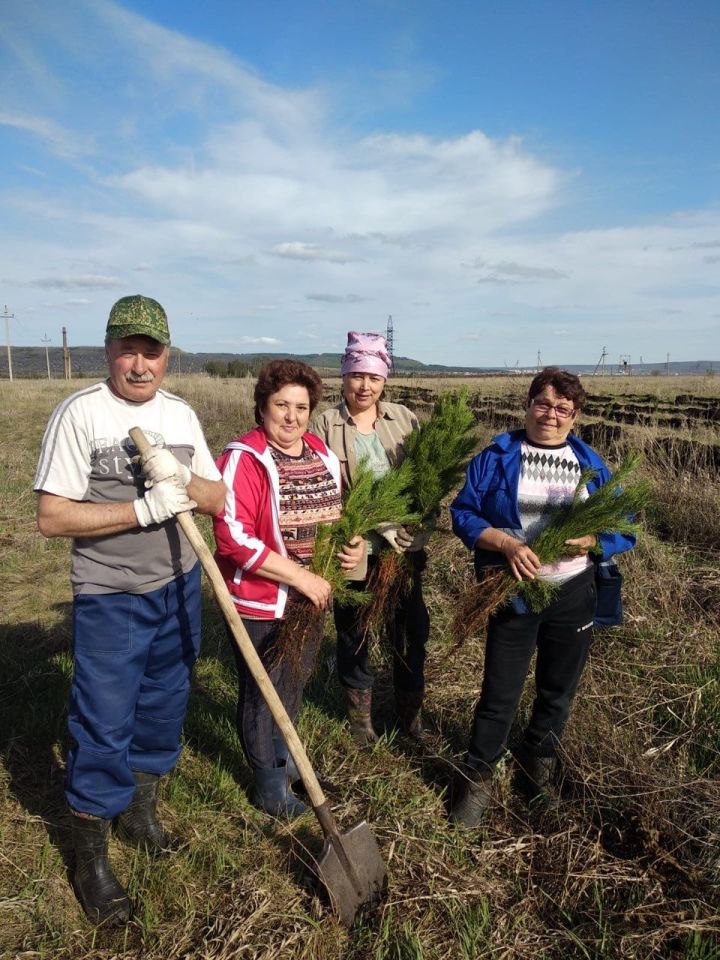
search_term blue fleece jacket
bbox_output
[450,430,636,565]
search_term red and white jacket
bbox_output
[213,426,342,620]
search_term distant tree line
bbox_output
[203,359,266,378]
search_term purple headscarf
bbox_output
[340,331,391,379]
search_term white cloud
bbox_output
[238,336,281,345]
[19,275,123,289]
[0,110,92,159]
[271,243,360,264]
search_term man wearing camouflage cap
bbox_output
[35,295,226,925]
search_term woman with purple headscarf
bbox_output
[313,332,431,743]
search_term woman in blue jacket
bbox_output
[449,367,635,828]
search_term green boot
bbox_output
[449,767,494,829]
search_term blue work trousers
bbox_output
[65,564,201,819]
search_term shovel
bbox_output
[129,427,387,928]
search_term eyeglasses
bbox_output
[531,399,576,419]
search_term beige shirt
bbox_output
[311,399,419,489]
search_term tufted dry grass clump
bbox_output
[1,374,718,959]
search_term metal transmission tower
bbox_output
[592,346,608,376]
[385,315,394,374]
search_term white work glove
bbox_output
[376,523,410,554]
[133,477,197,528]
[141,447,192,488]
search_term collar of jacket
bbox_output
[337,398,398,425]
[227,424,330,457]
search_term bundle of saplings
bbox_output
[276,460,417,675]
[365,389,478,629]
[451,454,650,642]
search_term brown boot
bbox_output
[342,686,378,746]
[395,689,425,739]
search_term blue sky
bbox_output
[1,0,718,366]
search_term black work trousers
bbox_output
[229,616,321,771]
[468,566,596,772]
[334,552,430,694]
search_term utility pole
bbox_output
[62,326,71,380]
[536,350,542,372]
[666,352,670,376]
[592,346,608,376]
[3,305,14,381]
[41,333,52,379]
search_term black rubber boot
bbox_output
[520,756,560,813]
[273,736,300,785]
[116,771,180,855]
[342,686,379,746]
[395,689,426,740]
[449,767,494,829]
[253,766,308,818]
[71,812,131,926]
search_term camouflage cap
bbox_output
[105,295,171,345]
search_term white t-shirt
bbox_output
[35,380,221,595]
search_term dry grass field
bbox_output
[1,373,718,959]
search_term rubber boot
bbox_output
[252,766,308,818]
[71,812,131,926]
[449,767,494,829]
[395,689,426,740]
[116,771,180,855]
[273,737,300,785]
[342,686,378,746]
[521,756,560,813]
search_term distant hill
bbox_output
[0,346,717,379]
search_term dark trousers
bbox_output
[66,564,202,819]
[334,553,430,694]
[230,615,321,770]
[468,567,596,772]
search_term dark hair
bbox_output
[253,359,324,424]
[527,367,587,411]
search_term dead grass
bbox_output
[1,374,718,959]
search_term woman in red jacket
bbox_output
[214,359,362,817]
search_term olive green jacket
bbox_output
[311,400,419,489]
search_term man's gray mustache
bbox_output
[125,372,155,383]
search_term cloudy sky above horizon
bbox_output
[1,0,719,367]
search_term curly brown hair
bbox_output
[253,359,324,424]
[527,366,587,411]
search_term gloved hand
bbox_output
[376,523,411,554]
[402,528,432,552]
[141,447,192,488]
[133,477,197,527]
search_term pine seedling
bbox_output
[402,388,478,523]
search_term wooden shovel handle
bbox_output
[129,427,329,813]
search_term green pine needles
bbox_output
[310,459,418,606]
[519,453,649,611]
[402,388,478,524]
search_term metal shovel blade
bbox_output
[315,820,387,928]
